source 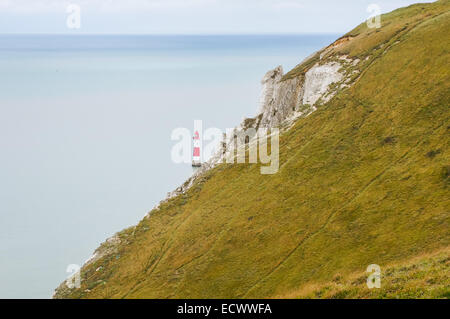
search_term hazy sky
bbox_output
[0,0,434,34]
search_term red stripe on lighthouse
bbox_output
[193,131,200,140]
[193,147,200,157]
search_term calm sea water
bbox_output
[0,34,339,298]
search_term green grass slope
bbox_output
[276,247,449,299]
[55,0,450,299]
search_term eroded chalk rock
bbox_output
[302,62,343,106]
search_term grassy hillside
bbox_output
[55,1,450,299]
[275,247,449,299]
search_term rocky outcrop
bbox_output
[259,66,284,114]
[259,74,303,128]
[256,57,355,129]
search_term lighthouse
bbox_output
[192,130,202,167]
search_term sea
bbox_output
[0,34,339,298]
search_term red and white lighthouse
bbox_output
[192,130,202,167]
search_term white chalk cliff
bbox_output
[257,60,350,129]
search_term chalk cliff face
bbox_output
[259,66,284,114]
[256,56,360,129]
[302,62,344,105]
[259,74,302,128]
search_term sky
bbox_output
[0,0,435,34]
